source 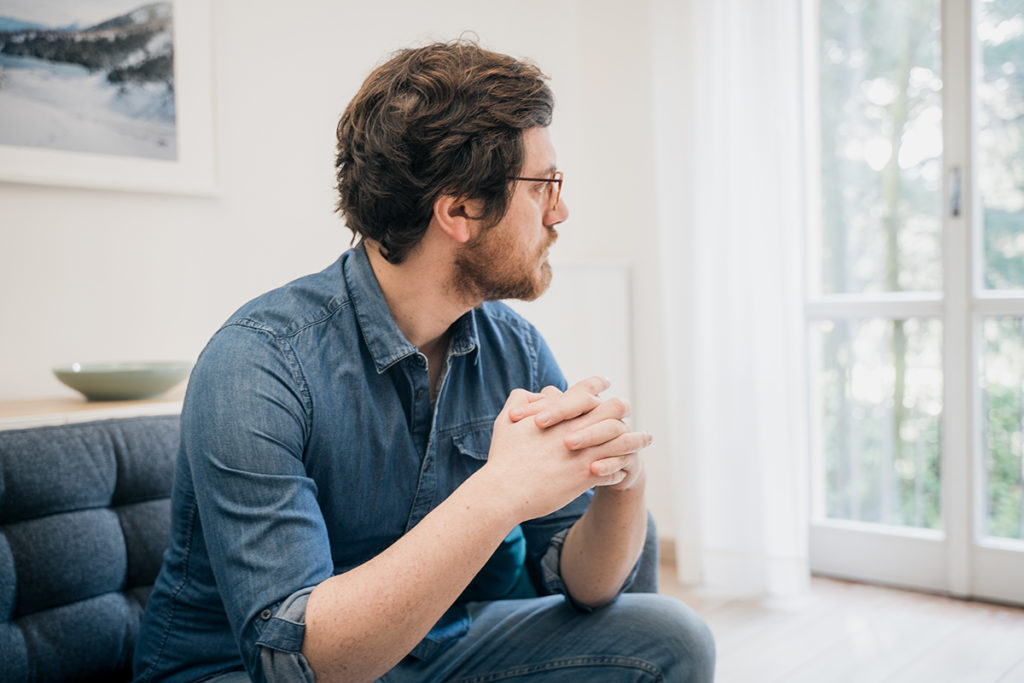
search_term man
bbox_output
[134,40,714,683]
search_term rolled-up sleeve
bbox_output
[257,587,317,683]
[183,323,333,681]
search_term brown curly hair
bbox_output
[334,39,554,264]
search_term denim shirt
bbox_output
[132,244,605,683]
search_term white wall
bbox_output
[0,0,677,537]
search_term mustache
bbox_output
[542,229,559,252]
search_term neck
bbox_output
[364,239,476,352]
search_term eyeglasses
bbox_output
[508,170,563,211]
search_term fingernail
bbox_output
[537,411,551,426]
[567,434,582,448]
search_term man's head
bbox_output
[335,40,554,264]
[452,126,563,302]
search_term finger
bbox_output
[580,430,652,461]
[590,396,631,421]
[502,388,543,418]
[569,375,611,397]
[563,397,633,434]
[509,386,561,421]
[590,453,636,477]
[541,385,563,398]
[534,381,607,428]
[593,469,629,487]
[564,418,628,450]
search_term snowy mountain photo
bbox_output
[0,1,177,160]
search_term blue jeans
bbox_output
[204,593,714,683]
[386,593,714,682]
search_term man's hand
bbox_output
[506,377,650,493]
[508,376,608,427]
[502,377,651,608]
[482,390,602,522]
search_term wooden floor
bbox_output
[658,566,1024,683]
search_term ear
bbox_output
[432,194,482,244]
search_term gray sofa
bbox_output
[0,414,659,683]
[0,415,179,682]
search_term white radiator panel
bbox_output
[505,263,634,410]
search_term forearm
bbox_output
[560,471,648,608]
[302,468,516,683]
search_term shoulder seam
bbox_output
[223,297,353,340]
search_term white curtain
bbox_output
[652,0,810,597]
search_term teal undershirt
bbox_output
[459,525,537,603]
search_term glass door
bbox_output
[805,0,1024,604]
[973,0,1024,604]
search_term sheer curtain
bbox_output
[652,0,809,597]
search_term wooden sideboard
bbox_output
[0,387,185,431]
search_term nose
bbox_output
[547,197,569,228]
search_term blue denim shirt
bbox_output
[133,244,606,683]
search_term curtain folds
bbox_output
[652,0,810,597]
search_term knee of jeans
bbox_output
[620,595,716,683]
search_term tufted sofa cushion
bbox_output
[0,415,179,683]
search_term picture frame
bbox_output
[0,0,216,195]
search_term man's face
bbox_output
[454,126,569,303]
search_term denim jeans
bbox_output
[205,593,715,683]
[388,594,715,682]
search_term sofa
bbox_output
[0,414,659,683]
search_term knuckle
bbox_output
[605,397,627,415]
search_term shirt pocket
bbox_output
[451,422,494,460]
[447,418,496,483]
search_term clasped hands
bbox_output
[485,376,651,520]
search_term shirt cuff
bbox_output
[256,586,316,683]
[537,527,642,613]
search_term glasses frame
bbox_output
[508,171,563,210]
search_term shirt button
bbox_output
[260,609,272,620]
[416,389,425,399]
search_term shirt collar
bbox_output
[344,242,479,373]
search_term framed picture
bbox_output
[0,0,215,194]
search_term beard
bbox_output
[453,226,558,303]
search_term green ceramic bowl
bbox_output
[53,361,192,401]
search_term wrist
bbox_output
[464,464,526,529]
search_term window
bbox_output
[806,0,1024,604]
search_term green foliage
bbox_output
[984,209,1024,289]
[820,321,942,530]
[816,0,1024,540]
[818,0,942,295]
[984,383,1024,538]
[979,0,1024,289]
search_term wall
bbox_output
[0,0,677,537]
